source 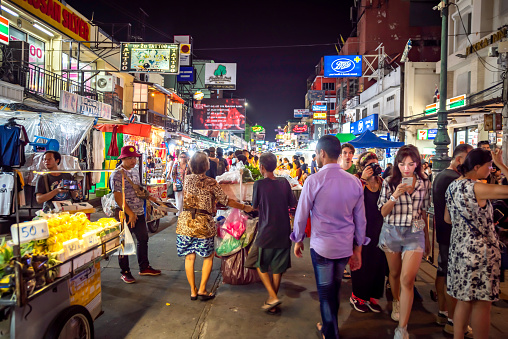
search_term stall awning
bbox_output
[153,84,185,104]
[349,130,404,149]
[95,123,152,138]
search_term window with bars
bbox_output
[323,82,335,91]
[387,95,395,102]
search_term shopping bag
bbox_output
[114,222,136,256]
[101,192,116,217]
[224,208,247,240]
[221,243,261,285]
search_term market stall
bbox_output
[0,169,126,339]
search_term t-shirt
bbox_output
[433,168,460,245]
[311,160,318,174]
[252,177,297,248]
[216,158,228,176]
[206,159,218,179]
[0,173,14,215]
[35,173,74,212]
[110,167,145,215]
[0,126,21,167]
[344,163,356,175]
[301,163,308,174]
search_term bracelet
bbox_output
[241,204,245,210]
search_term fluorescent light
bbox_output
[1,5,19,17]
[33,23,54,37]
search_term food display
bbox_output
[245,164,263,181]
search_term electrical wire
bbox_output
[194,43,337,51]
[450,2,505,72]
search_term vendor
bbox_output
[35,151,81,212]
[146,156,156,169]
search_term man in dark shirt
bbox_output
[311,154,318,174]
[382,163,393,179]
[253,152,297,314]
[300,156,308,174]
[35,151,80,212]
[432,143,472,334]
[204,149,218,179]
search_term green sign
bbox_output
[0,16,9,46]
[251,125,265,133]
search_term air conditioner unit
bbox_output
[97,74,114,92]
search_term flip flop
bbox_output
[266,306,281,316]
[262,300,281,311]
[190,288,198,300]
[198,293,216,301]
[316,323,324,339]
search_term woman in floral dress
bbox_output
[445,148,507,339]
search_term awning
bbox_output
[95,123,152,137]
[153,84,185,104]
[349,130,404,149]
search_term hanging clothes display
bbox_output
[107,125,119,157]
[92,129,105,184]
[0,124,21,167]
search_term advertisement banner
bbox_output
[193,98,245,131]
[292,124,308,133]
[313,112,327,119]
[350,114,379,135]
[120,43,179,73]
[312,104,327,111]
[59,91,112,120]
[205,63,237,90]
[314,125,326,140]
[307,90,326,101]
[251,125,265,133]
[324,55,362,78]
[313,120,327,124]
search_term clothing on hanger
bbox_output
[0,124,21,167]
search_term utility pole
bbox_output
[433,0,451,173]
[502,73,508,164]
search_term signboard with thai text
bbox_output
[59,90,112,120]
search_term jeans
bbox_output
[114,209,150,273]
[311,248,349,339]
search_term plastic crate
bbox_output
[29,135,59,152]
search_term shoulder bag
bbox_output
[121,169,150,200]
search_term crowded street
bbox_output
[0,0,508,338]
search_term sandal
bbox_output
[198,292,216,301]
[267,306,281,316]
[190,287,198,301]
[316,323,324,339]
[262,299,281,311]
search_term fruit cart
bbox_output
[0,170,126,339]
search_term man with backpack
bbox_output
[216,147,229,175]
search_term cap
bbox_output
[118,146,142,159]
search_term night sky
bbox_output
[69,0,352,140]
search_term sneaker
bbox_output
[394,326,409,339]
[444,322,474,338]
[139,266,161,276]
[436,312,448,326]
[391,300,400,322]
[350,294,370,313]
[367,298,383,313]
[121,272,136,284]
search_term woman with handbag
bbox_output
[171,152,191,216]
[444,148,507,339]
[177,152,252,301]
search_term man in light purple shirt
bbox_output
[291,135,366,339]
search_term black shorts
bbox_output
[255,247,291,274]
[437,243,450,279]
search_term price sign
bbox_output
[11,220,49,244]
[63,238,81,259]
[82,231,100,249]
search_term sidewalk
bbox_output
[94,215,508,339]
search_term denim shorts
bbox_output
[378,223,425,254]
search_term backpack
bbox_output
[217,158,226,176]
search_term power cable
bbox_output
[451,2,505,72]
[194,43,337,51]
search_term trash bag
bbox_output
[221,243,261,285]
[101,192,115,217]
[113,222,136,256]
[216,169,242,184]
[224,208,248,240]
[215,233,242,257]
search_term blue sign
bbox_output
[324,55,362,78]
[312,105,327,111]
[350,114,379,135]
[313,120,327,125]
[177,67,195,82]
[428,129,437,140]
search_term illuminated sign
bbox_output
[447,94,467,109]
[313,112,327,119]
[466,28,507,56]
[11,0,91,42]
[251,125,265,133]
[350,114,378,135]
[0,16,8,45]
[292,124,308,133]
[120,43,179,73]
[324,55,362,78]
[294,109,310,118]
[313,104,327,111]
[425,102,438,114]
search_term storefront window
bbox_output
[454,126,478,148]
[467,127,478,147]
[9,26,27,42]
[28,36,45,68]
[133,83,148,102]
[62,53,96,90]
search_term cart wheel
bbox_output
[147,219,160,233]
[44,305,94,339]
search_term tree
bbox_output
[244,122,251,142]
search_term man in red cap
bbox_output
[110,145,161,283]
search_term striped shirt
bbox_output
[377,176,431,227]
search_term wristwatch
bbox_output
[390,195,398,202]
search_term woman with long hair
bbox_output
[349,152,387,313]
[444,148,506,339]
[377,145,431,339]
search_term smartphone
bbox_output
[61,180,78,190]
[494,208,505,223]
[401,177,413,186]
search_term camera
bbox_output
[60,180,79,190]
[367,163,382,176]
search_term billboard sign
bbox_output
[192,98,245,131]
[120,43,179,73]
[312,104,327,111]
[314,125,325,140]
[313,112,327,119]
[251,125,265,133]
[59,90,111,120]
[313,119,327,124]
[174,35,192,66]
[324,55,362,78]
[417,129,437,140]
[177,66,195,82]
[350,114,379,135]
[294,109,310,118]
[307,90,326,101]
[205,63,237,90]
[292,124,308,133]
